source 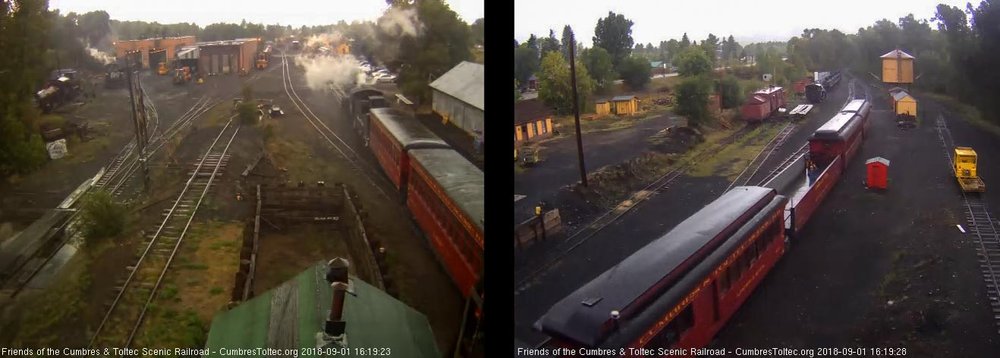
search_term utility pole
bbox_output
[569,32,587,187]
[125,54,150,192]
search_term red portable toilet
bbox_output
[866,157,890,190]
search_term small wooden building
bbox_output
[881,49,915,84]
[866,157,890,190]
[891,90,917,118]
[515,98,554,142]
[595,99,611,115]
[610,95,640,116]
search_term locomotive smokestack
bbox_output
[324,258,351,338]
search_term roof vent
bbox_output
[581,297,603,307]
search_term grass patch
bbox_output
[62,136,111,164]
[921,92,1000,138]
[688,121,784,179]
[0,254,92,348]
[134,220,243,348]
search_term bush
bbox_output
[719,75,743,109]
[618,55,652,90]
[674,76,713,127]
[237,102,258,124]
[79,191,128,247]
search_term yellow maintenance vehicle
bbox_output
[157,62,168,76]
[955,146,986,192]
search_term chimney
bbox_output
[324,258,350,341]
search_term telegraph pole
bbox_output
[569,32,588,187]
[125,54,150,192]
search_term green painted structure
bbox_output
[204,261,440,358]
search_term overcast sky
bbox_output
[516,0,973,46]
[50,0,483,27]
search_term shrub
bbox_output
[79,191,128,247]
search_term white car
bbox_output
[372,69,390,76]
[376,74,397,83]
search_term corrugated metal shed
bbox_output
[430,61,484,111]
[204,263,440,357]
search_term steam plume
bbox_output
[294,54,362,91]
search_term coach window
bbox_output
[647,305,695,349]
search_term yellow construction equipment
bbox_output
[955,147,986,192]
[157,62,168,75]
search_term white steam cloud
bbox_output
[378,7,424,38]
[306,32,346,49]
[295,54,362,91]
[87,46,115,65]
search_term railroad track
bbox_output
[726,122,797,191]
[756,143,809,186]
[935,113,1000,334]
[0,94,216,298]
[279,52,391,199]
[89,117,239,350]
[514,124,758,290]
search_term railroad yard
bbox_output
[0,8,484,353]
[515,75,1000,354]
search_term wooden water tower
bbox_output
[881,49,915,85]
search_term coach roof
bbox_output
[535,186,775,347]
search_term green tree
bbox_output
[718,75,742,109]
[680,33,691,49]
[393,0,473,104]
[665,39,680,63]
[618,55,651,90]
[593,11,634,68]
[0,0,50,177]
[700,33,720,64]
[561,25,575,60]
[582,46,617,93]
[675,46,712,77]
[674,76,713,127]
[538,51,595,115]
[540,29,560,57]
[514,44,540,86]
[470,18,484,45]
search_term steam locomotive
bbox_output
[36,69,81,113]
[105,62,126,89]
[805,70,842,104]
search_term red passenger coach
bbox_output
[808,111,863,168]
[536,187,788,355]
[406,148,484,298]
[367,108,450,191]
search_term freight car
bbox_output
[536,187,787,354]
[537,98,874,355]
[740,86,786,122]
[367,108,450,191]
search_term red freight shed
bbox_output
[741,87,785,122]
[368,108,450,191]
[866,157,890,190]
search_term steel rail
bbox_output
[88,117,237,349]
[124,122,241,347]
[279,52,390,199]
